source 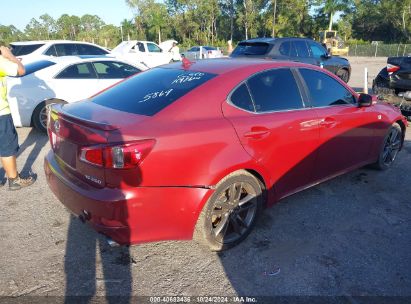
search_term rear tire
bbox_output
[194,170,264,251]
[336,68,350,83]
[372,75,394,95]
[372,123,402,170]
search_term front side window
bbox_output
[247,69,304,112]
[147,43,161,53]
[93,61,141,79]
[308,42,327,58]
[55,63,96,79]
[299,69,356,107]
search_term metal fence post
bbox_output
[355,44,357,56]
[364,67,368,94]
[374,44,378,57]
[397,44,400,56]
[404,45,407,56]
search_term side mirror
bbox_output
[358,93,373,107]
[321,53,331,59]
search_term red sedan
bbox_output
[44,58,407,251]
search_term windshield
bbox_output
[231,42,271,57]
[92,67,217,116]
[11,44,44,56]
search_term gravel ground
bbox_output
[0,57,410,302]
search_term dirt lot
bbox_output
[0,57,410,302]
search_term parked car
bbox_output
[182,46,223,60]
[8,56,146,132]
[44,58,406,251]
[10,40,110,64]
[230,37,351,83]
[373,56,411,119]
[111,40,173,68]
[373,56,411,94]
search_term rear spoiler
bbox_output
[50,104,119,131]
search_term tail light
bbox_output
[208,50,212,54]
[80,140,155,169]
[387,64,400,74]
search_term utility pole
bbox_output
[272,0,277,37]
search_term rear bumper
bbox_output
[44,151,213,245]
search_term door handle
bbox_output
[319,117,337,128]
[244,127,270,139]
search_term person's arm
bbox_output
[0,46,25,76]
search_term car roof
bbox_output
[10,40,104,46]
[163,57,322,75]
[28,56,145,69]
[239,37,315,44]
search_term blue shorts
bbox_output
[0,114,19,157]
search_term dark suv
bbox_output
[230,37,351,83]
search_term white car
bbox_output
[182,46,223,60]
[10,40,111,64]
[111,40,173,68]
[7,56,147,132]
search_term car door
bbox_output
[297,68,377,182]
[49,62,100,102]
[307,41,337,74]
[146,42,170,67]
[222,68,321,200]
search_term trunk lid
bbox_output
[48,100,150,188]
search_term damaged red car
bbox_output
[44,58,407,251]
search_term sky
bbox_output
[2,0,135,30]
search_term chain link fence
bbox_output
[348,43,411,57]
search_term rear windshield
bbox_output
[231,42,271,56]
[92,68,217,116]
[18,60,56,76]
[11,44,44,56]
[204,46,217,51]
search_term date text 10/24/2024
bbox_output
[149,296,258,303]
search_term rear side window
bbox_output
[92,68,217,116]
[299,69,356,107]
[54,44,78,56]
[20,60,56,76]
[55,63,96,79]
[294,41,310,57]
[247,69,304,112]
[76,44,108,55]
[11,44,44,56]
[231,42,270,56]
[93,61,141,79]
[230,83,254,112]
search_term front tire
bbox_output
[32,99,67,133]
[194,170,264,251]
[32,102,48,133]
[372,123,402,170]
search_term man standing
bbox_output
[0,44,36,190]
[169,42,181,62]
